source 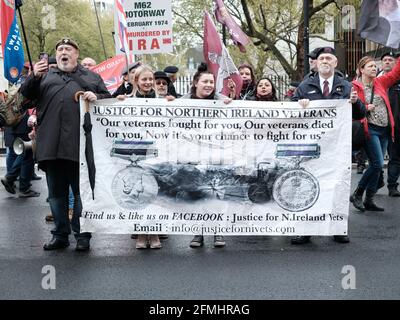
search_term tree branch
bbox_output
[310,0,336,17]
[172,9,204,39]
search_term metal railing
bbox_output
[175,76,193,96]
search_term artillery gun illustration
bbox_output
[108,139,320,212]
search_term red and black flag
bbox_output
[359,0,400,49]
[203,11,243,98]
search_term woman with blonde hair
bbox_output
[350,55,400,212]
[117,64,157,100]
[117,65,162,249]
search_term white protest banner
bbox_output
[79,98,351,236]
[124,0,173,54]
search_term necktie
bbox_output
[323,80,329,97]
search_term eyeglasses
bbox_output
[155,80,168,86]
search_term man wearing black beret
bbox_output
[163,65,180,98]
[20,37,111,251]
[306,47,321,76]
[291,46,367,245]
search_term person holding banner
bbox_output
[291,47,366,245]
[181,62,231,248]
[117,64,163,249]
[350,54,400,212]
[154,71,172,98]
[20,38,111,251]
[248,78,278,102]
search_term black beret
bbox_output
[55,38,79,50]
[163,66,179,74]
[315,47,336,59]
[307,47,321,60]
[381,51,398,60]
[154,71,171,84]
[121,61,142,76]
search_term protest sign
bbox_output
[124,0,173,54]
[91,54,127,94]
[80,98,351,236]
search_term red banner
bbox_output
[91,55,130,94]
[203,11,242,98]
[214,0,250,53]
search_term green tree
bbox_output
[18,0,114,63]
[172,0,344,80]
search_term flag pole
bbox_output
[112,31,130,85]
[16,5,33,70]
[303,0,310,77]
[373,44,381,59]
[93,0,108,60]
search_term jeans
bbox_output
[354,149,367,168]
[358,124,389,193]
[6,147,19,173]
[45,160,91,241]
[6,146,34,192]
[68,186,74,210]
[387,127,400,188]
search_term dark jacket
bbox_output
[181,92,227,100]
[168,82,182,98]
[303,69,346,82]
[240,84,255,100]
[292,72,366,120]
[4,113,31,147]
[20,65,111,164]
[135,89,157,98]
[389,80,400,128]
[112,81,133,98]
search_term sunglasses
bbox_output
[155,80,168,86]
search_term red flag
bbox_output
[203,11,242,98]
[214,0,250,53]
[91,54,133,94]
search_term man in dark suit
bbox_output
[164,65,181,98]
[291,47,366,245]
[112,61,142,97]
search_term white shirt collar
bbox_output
[320,74,334,94]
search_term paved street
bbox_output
[0,158,400,300]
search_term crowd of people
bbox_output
[1,37,399,252]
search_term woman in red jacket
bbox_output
[350,56,400,212]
